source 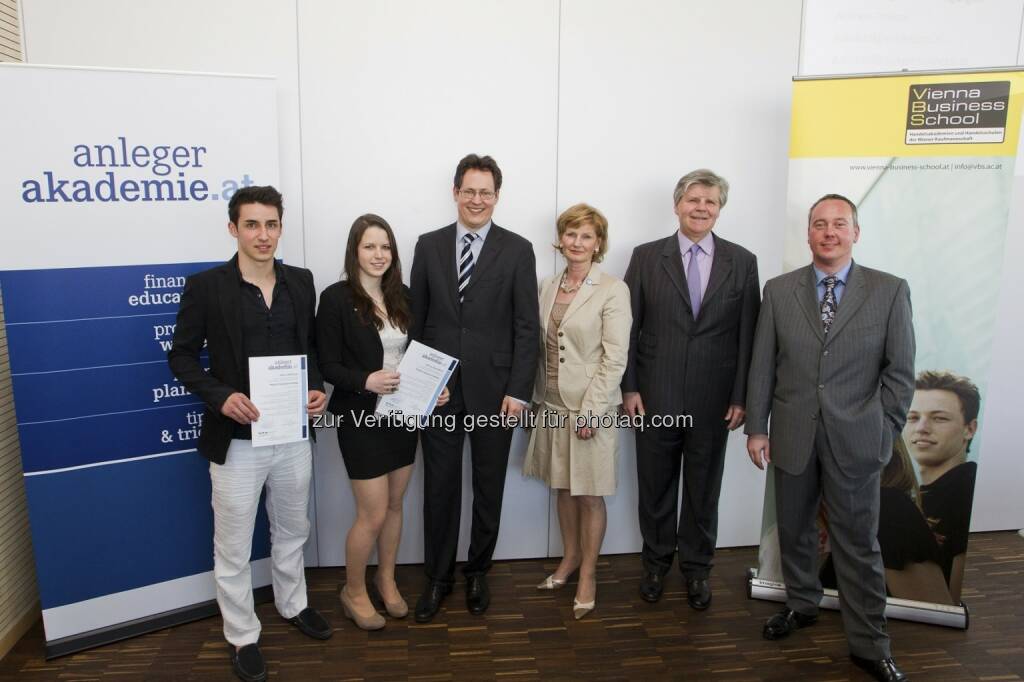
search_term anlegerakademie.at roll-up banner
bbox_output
[0,64,280,656]
[750,68,1024,629]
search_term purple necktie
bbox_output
[687,243,702,319]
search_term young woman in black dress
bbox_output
[316,214,448,630]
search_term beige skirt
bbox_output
[522,392,619,497]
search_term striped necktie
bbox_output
[458,232,477,302]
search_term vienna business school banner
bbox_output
[750,70,1024,628]
[0,64,279,655]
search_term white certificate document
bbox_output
[375,341,458,418]
[249,354,309,447]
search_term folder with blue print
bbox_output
[249,354,309,447]
[375,340,458,418]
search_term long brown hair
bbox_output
[882,437,923,510]
[343,214,410,332]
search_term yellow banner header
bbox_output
[790,72,1024,158]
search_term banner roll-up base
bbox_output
[746,569,969,630]
[44,586,274,660]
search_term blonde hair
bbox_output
[554,203,609,263]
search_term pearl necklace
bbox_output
[559,269,590,294]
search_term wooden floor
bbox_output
[1,531,1021,681]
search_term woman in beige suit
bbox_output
[523,203,631,619]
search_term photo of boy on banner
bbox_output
[818,370,980,605]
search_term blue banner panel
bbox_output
[1,261,271,630]
[17,403,204,474]
[0,262,219,324]
[12,362,198,424]
[5,315,205,375]
[25,453,271,609]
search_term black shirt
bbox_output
[233,260,301,439]
[920,461,978,583]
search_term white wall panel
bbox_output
[297,0,559,565]
[800,0,1024,76]
[556,0,803,549]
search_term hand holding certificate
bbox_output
[249,354,309,447]
[376,341,458,418]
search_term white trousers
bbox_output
[209,439,312,646]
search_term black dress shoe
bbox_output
[850,655,908,681]
[286,607,333,640]
[466,575,490,615]
[639,570,664,603]
[685,577,711,611]
[762,607,818,640]
[414,581,452,623]
[231,643,267,682]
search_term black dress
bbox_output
[315,281,417,479]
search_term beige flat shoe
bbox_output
[340,586,385,630]
[573,597,595,620]
[373,578,409,619]
[537,574,569,590]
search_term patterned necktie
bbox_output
[820,275,838,332]
[686,243,703,319]
[458,233,477,302]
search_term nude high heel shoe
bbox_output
[340,586,385,630]
[537,565,578,590]
[572,596,595,620]
[573,577,596,619]
[373,576,409,619]
[537,574,569,590]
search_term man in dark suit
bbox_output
[622,169,760,610]
[168,186,331,682]
[410,154,539,622]
[745,194,914,682]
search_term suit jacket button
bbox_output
[559,345,565,350]
[559,358,565,363]
[823,350,830,356]
[558,331,564,337]
[462,328,468,334]
[818,384,824,389]
[811,414,818,420]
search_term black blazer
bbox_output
[315,280,411,416]
[167,255,324,464]
[410,223,539,414]
[621,233,760,426]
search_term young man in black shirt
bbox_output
[903,370,981,603]
[169,186,330,682]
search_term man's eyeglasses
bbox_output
[457,189,497,201]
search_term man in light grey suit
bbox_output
[745,194,914,682]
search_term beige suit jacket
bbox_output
[531,265,632,416]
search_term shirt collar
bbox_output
[232,254,287,284]
[457,220,492,243]
[678,230,715,256]
[813,261,852,287]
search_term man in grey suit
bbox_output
[622,169,760,610]
[745,194,914,682]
